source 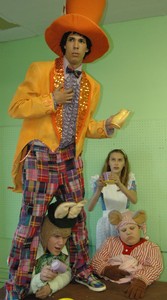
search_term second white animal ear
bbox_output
[54,202,76,218]
[68,199,87,218]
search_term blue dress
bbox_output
[90,172,136,250]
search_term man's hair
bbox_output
[60,31,92,58]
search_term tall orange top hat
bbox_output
[45,0,109,63]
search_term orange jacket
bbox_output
[8,60,111,192]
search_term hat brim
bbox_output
[45,13,109,63]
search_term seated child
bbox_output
[29,199,81,299]
[92,210,163,299]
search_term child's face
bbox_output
[119,224,141,246]
[108,152,125,174]
[47,234,69,255]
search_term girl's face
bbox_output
[108,152,125,175]
[119,224,141,246]
[47,234,69,256]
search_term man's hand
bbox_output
[102,265,130,281]
[106,109,131,130]
[105,115,115,130]
[52,83,74,105]
[97,176,107,188]
[107,173,121,186]
[35,284,51,299]
[124,278,147,299]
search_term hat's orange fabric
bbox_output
[45,0,109,63]
[66,0,106,23]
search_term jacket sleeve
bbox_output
[86,118,114,138]
[29,273,47,294]
[91,238,115,275]
[132,242,163,285]
[49,268,71,295]
[29,269,71,295]
[85,78,114,139]
[49,254,71,294]
[8,62,54,119]
[29,256,71,295]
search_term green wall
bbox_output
[1,16,167,282]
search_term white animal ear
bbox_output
[68,200,87,218]
[108,210,122,225]
[133,210,147,225]
[54,202,76,218]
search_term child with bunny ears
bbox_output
[29,198,84,298]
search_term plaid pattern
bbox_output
[6,143,89,299]
[69,209,91,275]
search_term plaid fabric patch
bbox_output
[69,209,90,276]
[6,143,89,297]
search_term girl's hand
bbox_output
[108,173,121,186]
[97,176,106,188]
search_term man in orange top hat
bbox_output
[5,0,130,298]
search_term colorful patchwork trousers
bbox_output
[5,143,90,299]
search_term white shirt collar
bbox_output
[62,245,68,255]
[63,56,82,82]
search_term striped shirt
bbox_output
[91,236,163,286]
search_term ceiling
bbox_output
[0,0,167,43]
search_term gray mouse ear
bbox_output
[133,210,147,225]
[108,210,123,225]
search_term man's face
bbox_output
[64,33,89,68]
[47,234,69,256]
[119,224,141,246]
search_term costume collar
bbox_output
[120,237,147,255]
[61,245,68,255]
[64,56,82,82]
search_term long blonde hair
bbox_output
[101,149,130,187]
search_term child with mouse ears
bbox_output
[92,209,163,299]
